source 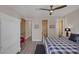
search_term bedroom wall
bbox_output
[48,17,64,37]
[0,17,1,51]
[63,8,79,35]
[32,19,42,41]
[0,13,20,53]
[48,17,57,37]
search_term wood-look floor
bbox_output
[20,37,43,54]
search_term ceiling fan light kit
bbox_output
[50,10,53,13]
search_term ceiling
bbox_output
[0,5,79,19]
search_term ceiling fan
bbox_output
[39,5,67,15]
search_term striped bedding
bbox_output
[43,36,79,54]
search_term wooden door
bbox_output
[20,18,26,37]
[42,20,48,37]
[57,19,63,37]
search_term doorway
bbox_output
[26,20,32,40]
[42,20,48,38]
[20,18,33,52]
[20,18,26,50]
[20,18,26,37]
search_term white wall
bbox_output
[48,17,57,36]
[32,19,42,41]
[0,18,1,51]
[0,13,20,54]
[64,8,79,34]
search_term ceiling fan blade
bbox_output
[53,5,67,10]
[40,8,50,11]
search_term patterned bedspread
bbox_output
[44,36,79,54]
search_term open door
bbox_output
[20,18,26,37]
[20,18,26,49]
[42,20,48,38]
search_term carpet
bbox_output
[35,44,46,54]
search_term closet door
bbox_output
[0,15,20,53]
[42,20,48,37]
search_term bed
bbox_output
[43,35,79,54]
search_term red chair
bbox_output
[20,36,25,44]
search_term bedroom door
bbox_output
[20,18,26,37]
[42,20,48,38]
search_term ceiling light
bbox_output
[50,10,53,13]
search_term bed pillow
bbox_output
[75,36,79,43]
[69,33,74,41]
[69,33,77,42]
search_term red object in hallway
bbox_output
[20,36,25,44]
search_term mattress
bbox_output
[43,36,79,54]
